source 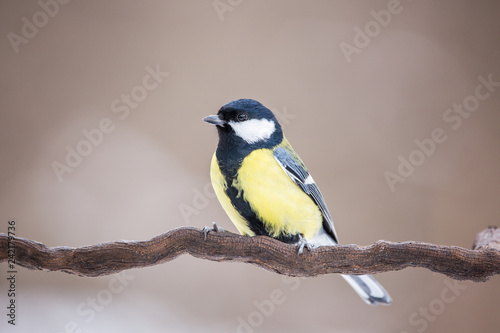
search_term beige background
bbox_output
[1,1,499,332]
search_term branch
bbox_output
[1,226,499,282]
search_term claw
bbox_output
[296,235,313,256]
[202,222,225,240]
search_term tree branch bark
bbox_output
[1,226,499,282]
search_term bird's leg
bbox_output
[296,234,313,256]
[202,222,225,240]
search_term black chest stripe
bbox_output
[224,176,300,244]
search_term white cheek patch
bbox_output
[229,119,276,144]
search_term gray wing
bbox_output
[273,146,338,243]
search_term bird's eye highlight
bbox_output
[237,113,248,122]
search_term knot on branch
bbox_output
[473,226,500,251]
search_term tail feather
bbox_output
[309,230,392,305]
[341,274,392,305]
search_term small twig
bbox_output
[0,226,499,282]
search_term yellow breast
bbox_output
[210,153,254,236]
[210,146,323,240]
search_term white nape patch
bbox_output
[304,174,315,185]
[229,118,276,144]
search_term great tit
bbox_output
[203,99,391,305]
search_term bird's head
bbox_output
[203,99,283,147]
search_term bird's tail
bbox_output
[341,274,392,305]
[308,230,391,305]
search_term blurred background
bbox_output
[1,0,499,332]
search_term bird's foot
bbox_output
[202,222,225,240]
[296,235,313,256]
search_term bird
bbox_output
[203,99,391,305]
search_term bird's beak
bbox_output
[203,114,226,126]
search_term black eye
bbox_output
[237,113,248,122]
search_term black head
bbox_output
[203,99,283,148]
[203,99,284,175]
